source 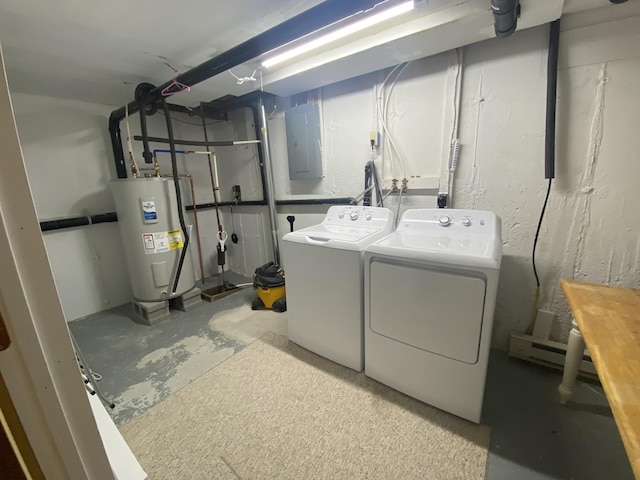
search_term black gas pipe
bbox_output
[159,97,191,293]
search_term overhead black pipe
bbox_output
[90,212,119,225]
[277,198,357,206]
[135,83,157,164]
[491,0,520,38]
[545,20,560,179]
[133,135,236,147]
[40,212,118,232]
[39,195,355,232]
[108,0,380,176]
[186,201,266,211]
[186,198,356,212]
[110,0,377,122]
[109,119,127,178]
[40,216,90,232]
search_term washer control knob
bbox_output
[462,217,471,227]
[339,212,345,219]
[438,215,451,227]
[350,211,359,221]
[365,213,373,221]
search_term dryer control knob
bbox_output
[438,215,451,227]
[462,217,471,227]
[365,213,373,221]
[350,211,359,221]
[339,212,345,219]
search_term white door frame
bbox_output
[0,43,114,479]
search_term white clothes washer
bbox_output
[282,205,395,371]
[364,209,502,423]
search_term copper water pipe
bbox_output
[145,172,205,285]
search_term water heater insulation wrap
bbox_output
[112,178,195,301]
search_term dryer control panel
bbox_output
[374,208,503,266]
[400,209,500,234]
[323,205,394,229]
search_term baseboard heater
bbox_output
[508,332,598,380]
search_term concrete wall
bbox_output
[9,5,640,347]
[271,10,640,349]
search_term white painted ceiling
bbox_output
[0,0,323,107]
[0,0,627,109]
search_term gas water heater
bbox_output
[112,178,195,302]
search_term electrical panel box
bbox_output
[285,103,322,180]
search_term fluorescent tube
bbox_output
[262,1,414,69]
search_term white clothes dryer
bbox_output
[282,205,395,371]
[364,209,502,423]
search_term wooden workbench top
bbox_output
[560,279,640,479]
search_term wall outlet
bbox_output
[369,131,380,147]
[532,309,555,340]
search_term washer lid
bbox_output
[283,223,389,250]
[283,205,395,251]
[366,208,502,269]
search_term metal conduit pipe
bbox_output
[258,95,281,264]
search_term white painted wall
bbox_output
[9,5,640,349]
[11,93,132,321]
[270,10,640,349]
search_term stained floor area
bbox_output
[69,275,634,479]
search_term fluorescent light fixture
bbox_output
[262,1,415,69]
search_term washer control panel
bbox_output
[324,205,394,228]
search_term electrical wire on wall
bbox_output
[526,178,552,334]
[525,20,560,335]
[446,48,464,207]
[372,62,411,219]
[377,62,410,181]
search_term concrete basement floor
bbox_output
[69,273,634,480]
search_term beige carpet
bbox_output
[120,333,490,479]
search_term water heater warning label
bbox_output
[142,232,171,254]
[168,230,184,250]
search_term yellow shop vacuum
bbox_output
[251,262,286,312]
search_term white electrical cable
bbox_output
[228,69,257,85]
[447,49,463,207]
[384,62,409,178]
[377,63,410,180]
[377,65,402,180]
